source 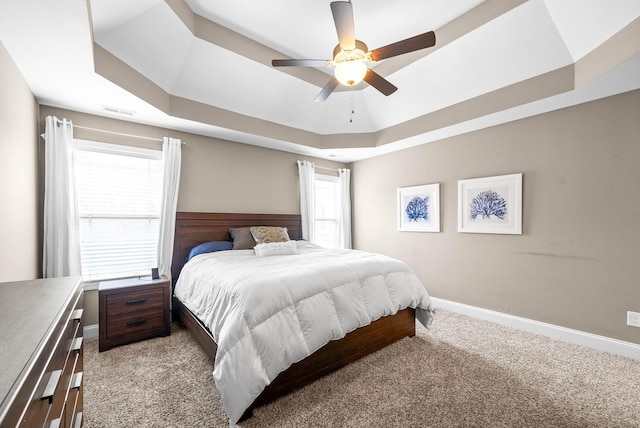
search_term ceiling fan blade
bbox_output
[363,69,397,96]
[314,77,340,102]
[369,31,436,61]
[330,1,355,50]
[272,59,331,67]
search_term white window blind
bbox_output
[74,140,162,281]
[314,174,340,249]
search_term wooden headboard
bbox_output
[171,212,302,283]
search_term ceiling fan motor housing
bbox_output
[333,40,370,64]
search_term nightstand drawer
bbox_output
[105,313,166,339]
[105,288,164,317]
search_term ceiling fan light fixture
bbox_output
[334,60,368,86]
[271,2,436,101]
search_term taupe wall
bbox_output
[0,42,40,282]
[351,89,640,345]
[40,106,347,326]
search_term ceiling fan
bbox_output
[271,1,436,102]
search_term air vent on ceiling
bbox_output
[101,105,135,116]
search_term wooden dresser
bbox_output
[99,276,170,352]
[0,276,84,428]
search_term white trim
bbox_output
[430,297,640,361]
[315,172,339,182]
[84,324,99,339]
[74,138,161,160]
[83,281,99,291]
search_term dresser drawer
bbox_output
[105,287,165,317]
[20,369,54,427]
[46,317,81,425]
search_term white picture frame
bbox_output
[397,183,440,232]
[458,173,522,235]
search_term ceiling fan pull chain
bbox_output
[350,87,354,123]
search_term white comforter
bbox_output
[174,241,435,425]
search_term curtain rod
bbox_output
[44,119,185,144]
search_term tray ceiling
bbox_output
[1,0,639,161]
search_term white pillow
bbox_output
[254,241,298,257]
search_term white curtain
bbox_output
[338,168,352,249]
[297,160,315,242]
[157,137,182,280]
[43,116,81,278]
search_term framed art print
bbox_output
[398,183,440,232]
[458,173,522,234]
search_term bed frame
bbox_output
[171,212,416,420]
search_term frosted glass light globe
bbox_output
[334,60,367,86]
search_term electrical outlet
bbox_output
[628,311,640,328]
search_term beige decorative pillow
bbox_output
[250,226,290,245]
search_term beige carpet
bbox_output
[83,310,640,427]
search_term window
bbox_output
[74,140,163,281]
[314,174,340,248]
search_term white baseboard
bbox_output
[430,297,640,361]
[84,324,98,339]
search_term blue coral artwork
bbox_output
[458,173,522,235]
[398,183,440,232]
[469,189,508,221]
[406,195,430,222]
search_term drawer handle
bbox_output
[126,298,147,305]
[72,308,83,321]
[48,418,61,428]
[71,372,83,390]
[73,412,83,428]
[42,369,62,403]
[127,318,147,327]
[71,337,83,353]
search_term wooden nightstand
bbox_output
[99,276,170,352]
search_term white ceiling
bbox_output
[1,0,639,161]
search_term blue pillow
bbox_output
[187,241,233,261]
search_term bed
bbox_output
[171,212,434,425]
